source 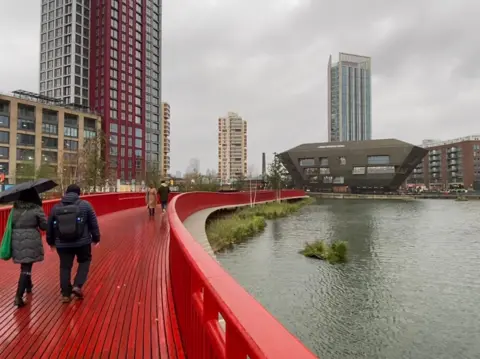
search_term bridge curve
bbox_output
[0,190,317,358]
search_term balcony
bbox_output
[447,147,458,153]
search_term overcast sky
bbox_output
[0,0,479,175]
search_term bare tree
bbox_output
[82,130,107,192]
[146,162,161,189]
[266,152,289,201]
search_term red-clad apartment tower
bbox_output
[89,0,162,182]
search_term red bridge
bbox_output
[0,190,317,358]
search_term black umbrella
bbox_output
[0,179,58,204]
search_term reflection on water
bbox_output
[217,199,480,359]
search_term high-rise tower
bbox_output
[328,52,371,142]
[218,112,247,183]
[39,0,162,182]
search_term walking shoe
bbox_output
[14,296,25,308]
[61,296,72,303]
[72,287,84,299]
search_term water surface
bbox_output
[217,199,480,359]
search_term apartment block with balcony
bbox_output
[160,102,170,177]
[0,92,101,184]
[218,112,247,183]
[408,136,480,190]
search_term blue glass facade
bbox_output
[328,53,371,142]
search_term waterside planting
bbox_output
[300,240,348,264]
[206,198,313,252]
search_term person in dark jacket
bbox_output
[46,184,100,303]
[11,188,48,307]
[158,181,170,213]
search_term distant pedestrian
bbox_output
[47,184,100,303]
[146,183,157,217]
[10,189,47,307]
[158,180,170,213]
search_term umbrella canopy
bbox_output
[0,179,58,204]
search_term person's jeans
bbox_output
[57,244,92,296]
[161,201,167,210]
[16,262,33,298]
[148,207,155,216]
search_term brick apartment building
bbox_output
[408,135,480,190]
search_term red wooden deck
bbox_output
[0,207,184,359]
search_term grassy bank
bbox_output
[206,198,313,252]
[300,241,348,264]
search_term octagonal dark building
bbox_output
[279,139,428,193]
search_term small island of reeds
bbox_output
[300,240,348,264]
[206,198,314,252]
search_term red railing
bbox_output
[168,190,317,358]
[0,190,317,357]
[0,192,146,238]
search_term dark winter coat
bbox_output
[11,201,48,264]
[158,183,170,202]
[46,192,101,248]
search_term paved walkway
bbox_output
[0,207,184,359]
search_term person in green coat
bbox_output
[158,181,170,213]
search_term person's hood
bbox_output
[14,200,39,210]
[62,191,80,204]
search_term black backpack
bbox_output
[53,200,85,242]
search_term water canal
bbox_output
[216,199,480,359]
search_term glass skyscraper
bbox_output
[328,52,371,142]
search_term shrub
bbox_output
[206,198,313,252]
[300,240,348,264]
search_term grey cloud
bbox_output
[1,0,479,174]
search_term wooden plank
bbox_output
[0,207,183,358]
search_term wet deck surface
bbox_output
[0,207,184,359]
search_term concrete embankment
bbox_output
[310,193,415,201]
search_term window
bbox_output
[339,156,346,165]
[17,133,35,146]
[367,166,395,174]
[110,134,118,145]
[319,157,328,166]
[303,168,318,175]
[110,123,118,133]
[135,128,142,138]
[41,151,58,163]
[42,136,58,149]
[0,147,9,159]
[17,117,35,132]
[352,166,365,175]
[63,115,78,137]
[64,126,78,138]
[0,115,9,128]
[319,168,330,175]
[333,177,344,184]
[367,155,390,165]
[0,162,9,175]
[135,139,142,148]
[64,139,78,151]
[299,158,314,166]
[322,176,333,183]
[0,131,9,144]
[17,148,35,161]
[84,129,96,138]
[42,122,58,135]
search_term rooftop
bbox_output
[285,139,413,153]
